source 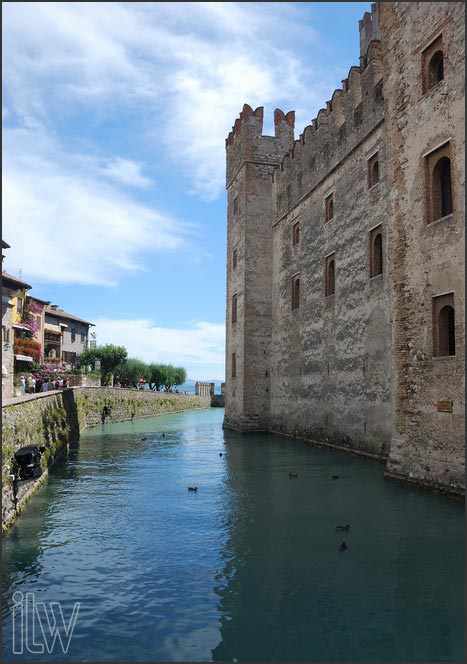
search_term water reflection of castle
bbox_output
[211,429,464,662]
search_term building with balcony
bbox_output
[44,304,94,368]
[2,269,32,399]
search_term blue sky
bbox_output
[3,1,371,381]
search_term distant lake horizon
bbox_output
[133,380,224,395]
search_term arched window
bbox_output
[438,306,455,356]
[432,156,452,220]
[428,50,444,89]
[422,35,444,94]
[368,152,380,188]
[292,221,300,246]
[325,257,335,296]
[372,232,383,276]
[433,293,455,357]
[325,193,334,222]
[292,274,300,310]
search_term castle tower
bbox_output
[224,104,295,431]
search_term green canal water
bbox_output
[1,408,464,662]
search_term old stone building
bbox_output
[44,304,94,368]
[224,2,464,496]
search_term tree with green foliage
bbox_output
[149,363,166,391]
[173,366,187,387]
[116,358,150,385]
[79,344,128,386]
[162,364,176,390]
[149,363,187,390]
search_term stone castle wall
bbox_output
[2,388,211,530]
[225,106,296,432]
[380,2,465,495]
[224,2,464,497]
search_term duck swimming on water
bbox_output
[339,541,348,551]
[335,524,351,530]
[188,487,198,492]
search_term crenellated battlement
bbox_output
[226,3,384,211]
[359,3,381,67]
[272,34,383,217]
[226,104,295,186]
[226,104,264,148]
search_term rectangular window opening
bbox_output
[325,193,334,222]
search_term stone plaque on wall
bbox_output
[437,400,453,413]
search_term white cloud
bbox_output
[100,157,152,188]
[2,126,190,285]
[93,318,226,381]
[3,2,329,200]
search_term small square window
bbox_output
[325,193,334,222]
[368,152,380,188]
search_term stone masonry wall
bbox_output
[380,2,465,496]
[224,106,295,431]
[270,124,393,459]
[268,25,391,458]
[224,2,464,497]
[2,388,211,530]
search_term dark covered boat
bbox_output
[14,445,46,480]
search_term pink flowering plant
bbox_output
[21,299,43,338]
[32,361,68,381]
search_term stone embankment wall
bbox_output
[2,387,211,531]
[195,381,214,397]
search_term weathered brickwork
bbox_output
[379,2,465,495]
[224,2,464,496]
